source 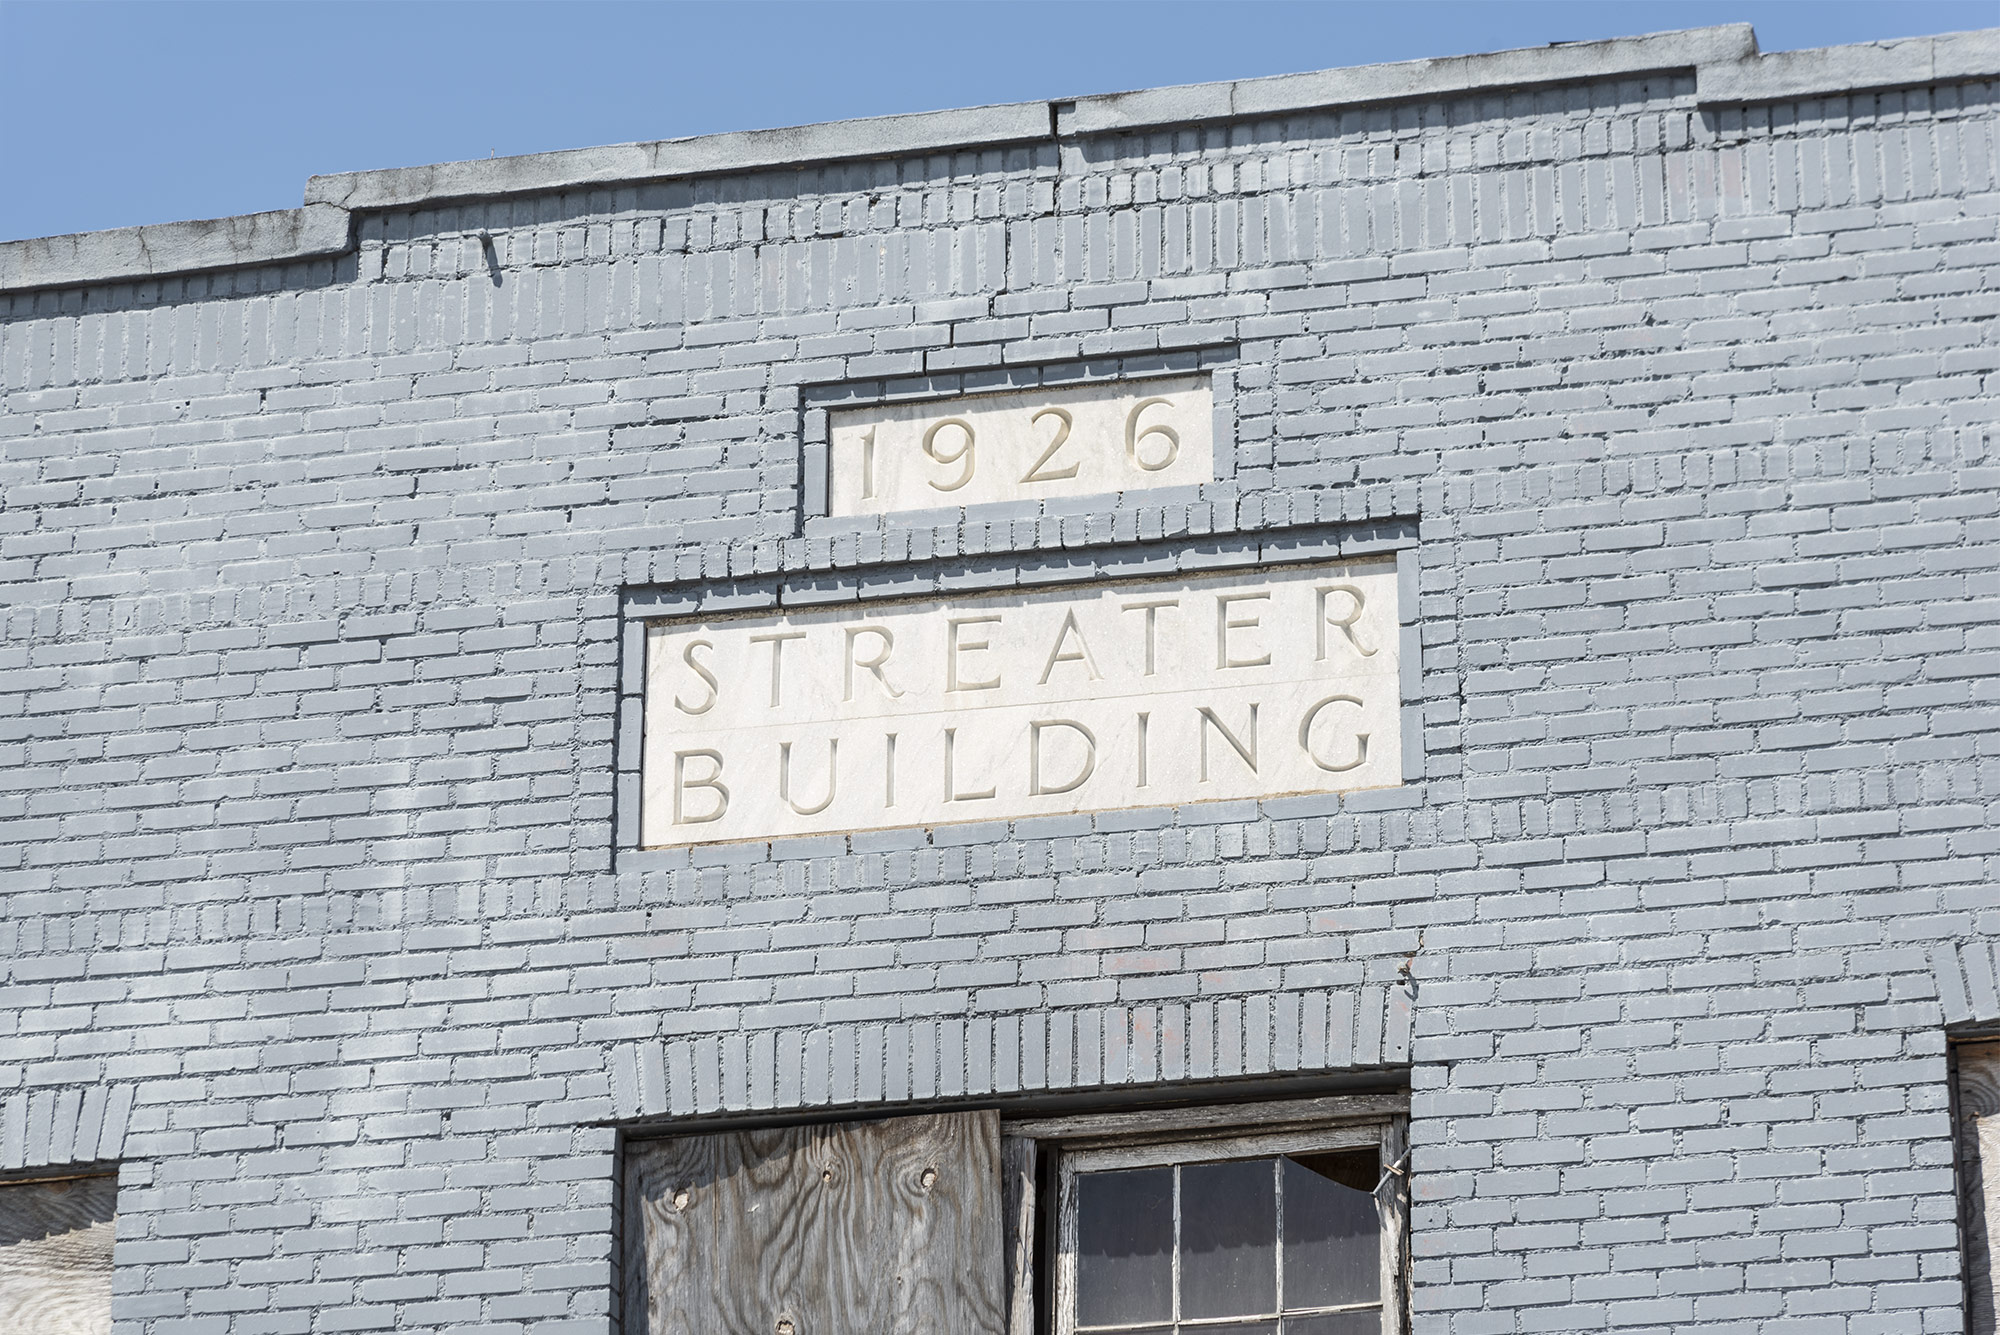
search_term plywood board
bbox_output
[626,1111,1004,1335]
[0,1174,116,1335]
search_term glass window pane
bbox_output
[1076,1167,1173,1328]
[1282,1309,1382,1335]
[1282,1152,1381,1311]
[1181,1158,1278,1319]
[1196,1324,1278,1335]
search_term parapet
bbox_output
[2,23,1996,295]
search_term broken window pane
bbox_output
[1282,1151,1380,1311]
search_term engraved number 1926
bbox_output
[903,395,1183,493]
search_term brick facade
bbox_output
[4,25,1999,1335]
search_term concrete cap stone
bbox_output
[302,100,1056,212]
[1055,24,1758,135]
[1697,26,2000,104]
[3,23,1996,296]
[0,204,350,295]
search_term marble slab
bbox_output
[642,560,1399,847]
[827,377,1213,517]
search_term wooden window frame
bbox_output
[1002,1094,1409,1335]
[1952,1035,2000,1335]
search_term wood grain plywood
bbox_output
[625,1111,1003,1335]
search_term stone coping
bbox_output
[2,23,1996,295]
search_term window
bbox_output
[622,1111,1004,1334]
[0,1171,117,1335]
[1059,1131,1390,1334]
[1013,1097,1409,1335]
[619,1096,1407,1335]
[1959,1040,2000,1333]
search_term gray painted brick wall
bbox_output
[3,52,1999,1335]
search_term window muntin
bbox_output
[1055,1124,1400,1335]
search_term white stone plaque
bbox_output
[641,560,1399,848]
[827,376,1213,517]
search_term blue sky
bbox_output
[1,0,1992,242]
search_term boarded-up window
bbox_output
[0,1174,116,1335]
[624,1110,1004,1335]
[1963,1042,2000,1334]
